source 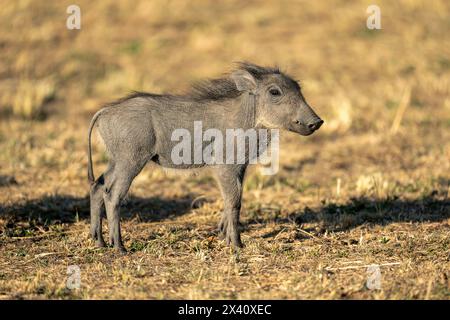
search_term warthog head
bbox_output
[231,62,323,136]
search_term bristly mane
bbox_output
[187,62,284,101]
[106,62,297,106]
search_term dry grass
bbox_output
[0,0,449,299]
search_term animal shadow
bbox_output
[0,194,195,237]
[250,193,449,235]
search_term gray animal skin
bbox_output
[88,62,323,252]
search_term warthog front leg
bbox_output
[215,165,247,248]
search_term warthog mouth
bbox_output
[298,126,315,136]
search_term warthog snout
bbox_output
[292,117,324,136]
[291,100,324,136]
[307,118,324,131]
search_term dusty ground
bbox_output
[0,0,449,299]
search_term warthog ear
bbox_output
[231,70,257,92]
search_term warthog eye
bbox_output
[269,88,281,96]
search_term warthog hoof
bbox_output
[90,229,106,248]
[115,245,127,254]
[218,216,243,248]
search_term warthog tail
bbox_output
[87,109,104,185]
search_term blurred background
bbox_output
[0,0,449,299]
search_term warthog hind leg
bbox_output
[90,174,107,248]
[102,158,148,253]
